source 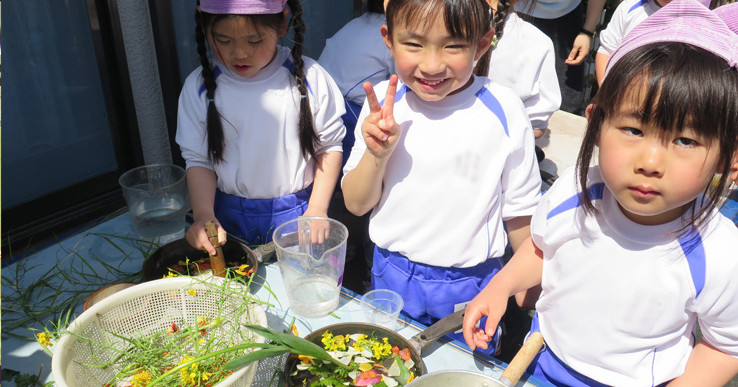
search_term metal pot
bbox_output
[283,309,467,386]
[406,332,545,387]
[141,238,274,281]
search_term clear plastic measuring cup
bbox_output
[272,217,348,318]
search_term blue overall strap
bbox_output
[379,83,409,106]
[677,229,706,297]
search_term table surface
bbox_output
[0,211,550,386]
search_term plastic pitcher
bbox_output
[272,217,348,318]
[119,164,189,244]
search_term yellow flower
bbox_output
[298,354,315,365]
[36,332,52,347]
[186,289,197,296]
[370,337,392,359]
[406,371,416,384]
[235,264,250,275]
[163,271,178,278]
[352,334,369,352]
[325,335,347,351]
[132,370,153,386]
[202,372,213,381]
[321,331,334,347]
[178,355,195,384]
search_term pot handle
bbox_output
[409,309,465,355]
[498,331,544,387]
[254,241,276,263]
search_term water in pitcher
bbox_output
[129,194,187,242]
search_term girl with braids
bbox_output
[464,0,738,384]
[484,0,560,142]
[176,0,346,254]
[342,0,541,353]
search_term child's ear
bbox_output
[475,28,496,61]
[585,104,595,120]
[381,24,393,52]
[279,8,290,37]
[730,149,738,184]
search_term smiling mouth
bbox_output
[417,78,447,86]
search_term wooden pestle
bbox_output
[204,220,226,277]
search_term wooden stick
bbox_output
[204,221,226,277]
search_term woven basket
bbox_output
[51,276,267,386]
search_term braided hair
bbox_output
[474,0,514,77]
[193,0,318,164]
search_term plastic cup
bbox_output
[361,289,404,330]
[273,217,348,318]
[119,164,189,243]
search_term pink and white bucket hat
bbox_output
[606,0,738,76]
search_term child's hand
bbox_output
[566,34,592,65]
[462,286,509,351]
[300,211,330,244]
[185,218,227,256]
[361,75,402,159]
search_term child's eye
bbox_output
[403,42,422,48]
[622,127,642,136]
[674,137,698,147]
[249,40,263,46]
[215,39,231,45]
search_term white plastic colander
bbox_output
[51,276,267,386]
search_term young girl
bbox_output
[176,0,346,254]
[484,0,561,140]
[342,0,542,351]
[463,0,738,384]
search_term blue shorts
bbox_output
[371,246,503,354]
[214,185,312,245]
[527,315,668,387]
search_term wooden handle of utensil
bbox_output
[204,221,226,277]
[499,331,544,386]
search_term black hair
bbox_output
[385,0,494,62]
[475,0,516,76]
[577,42,738,232]
[367,0,385,14]
[194,0,318,164]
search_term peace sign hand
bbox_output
[361,75,402,160]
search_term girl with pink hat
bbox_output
[176,0,346,253]
[463,0,738,384]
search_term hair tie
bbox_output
[207,98,215,103]
[300,94,308,99]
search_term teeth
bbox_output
[421,79,443,86]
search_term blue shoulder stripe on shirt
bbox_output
[677,230,706,297]
[547,182,605,219]
[379,84,409,106]
[281,58,314,95]
[198,66,223,96]
[629,0,649,13]
[475,87,509,137]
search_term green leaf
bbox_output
[394,355,412,386]
[242,324,350,370]
[225,346,291,370]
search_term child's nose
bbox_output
[635,143,665,176]
[233,40,250,59]
[419,51,445,74]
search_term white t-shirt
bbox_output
[597,0,662,57]
[318,12,395,106]
[532,166,738,386]
[343,76,541,267]
[489,13,561,130]
[176,46,345,199]
[515,0,581,19]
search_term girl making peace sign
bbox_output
[342,0,542,352]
